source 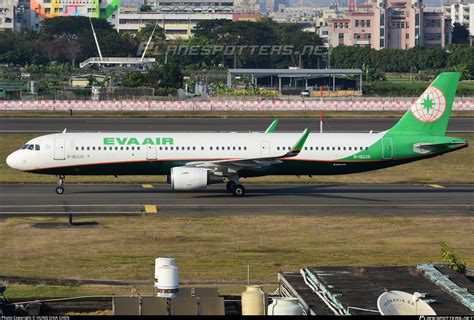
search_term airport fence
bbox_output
[0,98,473,111]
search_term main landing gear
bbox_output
[226,179,245,197]
[56,175,65,194]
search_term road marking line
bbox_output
[141,184,154,189]
[428,184,445,189]
[144,205,157,214]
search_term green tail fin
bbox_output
[388,72,460,136]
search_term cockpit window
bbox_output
[21,144,40,150]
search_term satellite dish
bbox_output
[377,291,436,315]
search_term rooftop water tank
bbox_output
[154,257,178,298]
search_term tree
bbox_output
[451,23,469,44]
[135,23,165,43]
[140,4,152,12]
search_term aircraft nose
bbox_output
[6,151,20,170]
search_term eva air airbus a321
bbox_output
[6,72,468,197]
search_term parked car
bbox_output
[300,89,310,97]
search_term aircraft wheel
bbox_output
[232,184,245,197]
[226,181,236,192]
[56,186,65,195]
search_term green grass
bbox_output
[0,133,472,184]
[1,215,472,298]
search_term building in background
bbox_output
[444,0,474,35]
[234,0,259,13]
[0,0,16,30]
[327,0,451,49]
[116,1,261,40]
[22,0,120,30]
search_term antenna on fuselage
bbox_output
[63,128,67,133]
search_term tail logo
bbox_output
[410,86,446,122]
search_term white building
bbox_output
[0,0,16,30]
[444,0,474,35]
[116,10,234,39]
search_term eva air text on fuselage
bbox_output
[103,137,174,145]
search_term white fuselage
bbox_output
[6,131,383,174]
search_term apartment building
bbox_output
[327,0,451,49]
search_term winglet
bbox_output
[283,129,310,157]
[265,119,279,133]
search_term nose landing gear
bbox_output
[56,175,65,194]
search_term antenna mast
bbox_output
[89,17,103,61]
[141,20,159,61]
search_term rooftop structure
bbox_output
[279,264,474,315]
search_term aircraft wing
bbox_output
[184,129,310,175]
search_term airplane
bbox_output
[6,72,468,197]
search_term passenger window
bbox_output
[193,147,196,150]
[277,147,280,151]
[164,147,168,150]
[187,147,190,150]
[304,147,307,150]
[76,147,79,151]
[131,147,134,150]
[349,147,352,150]
[227,146,230,150]
[170,147,174,150]
[98,147,101,151]
[137,147,140,151]
[126,147,129,150]
[365,147,369,150]
[338,147,341,150]
[109,147,113,150]
[310,147,313,150]
[87,147,90,151]
[210,147,213,150]
[343,147,346,150]
[244,147,247,150]
[332,147,335,150]
[35,145,40,150]
[233,147,236,150]
[238,147,241,150]
[201,147,204,150]
[92,147,96,150]
[115,147,118,150]
[182,146,185,150]
[216,147,219,150]
[120,146,124,150]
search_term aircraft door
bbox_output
[382,138,393,159]
[260,141,270,157]
[146,145,157,160]
[53,138,66,160]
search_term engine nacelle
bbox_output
[169,167,222,191]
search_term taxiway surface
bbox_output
[0,184,472,217]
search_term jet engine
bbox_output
[168,167,222,191]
